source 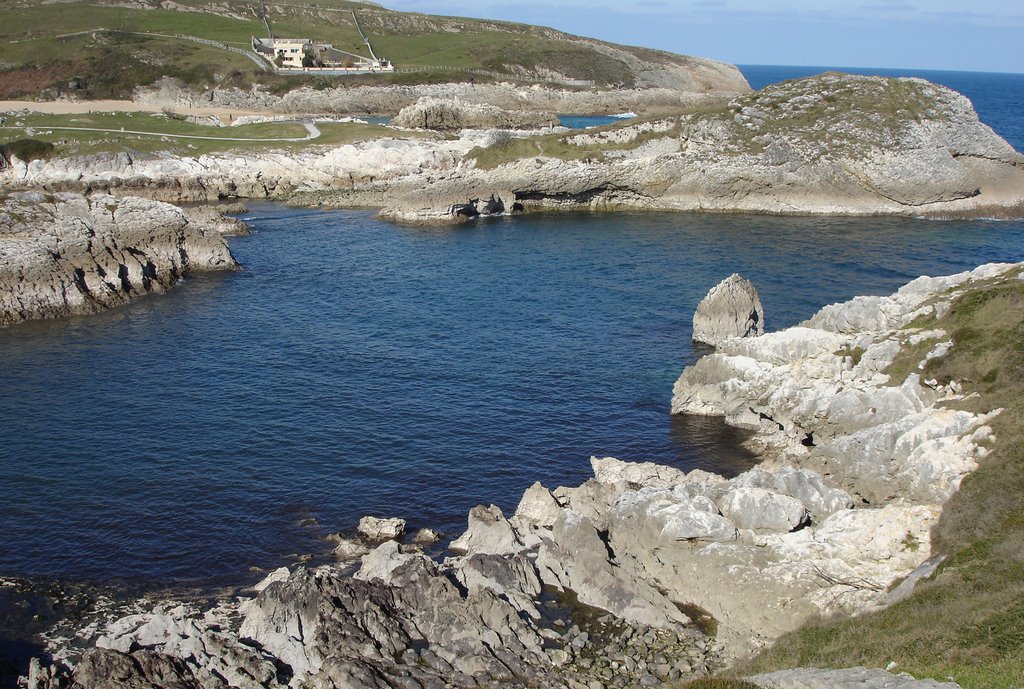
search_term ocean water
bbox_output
[1,67,1023,586]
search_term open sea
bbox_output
[1,66,1023,586]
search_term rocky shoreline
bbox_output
[3,74,1022,229]
[14,262,1019,689]
[0,192,242,327]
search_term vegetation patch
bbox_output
[0,138,55,163]
[739,271,1024,688]
[834,344,866,366]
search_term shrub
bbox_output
[0,139,55,163]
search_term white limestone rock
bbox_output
[717,486,810,533]
[535,510,693,630]
[449,504,522,556]
[357,515,406,542]
[693,273,765,346]
[591,456,687,489]
[0,192,238,327]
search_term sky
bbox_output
[380,0,1024,74]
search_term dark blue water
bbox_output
[740,65,1024,153]
[3,65,1024,586]
[2,209,1022,585]
[560,115,635,129]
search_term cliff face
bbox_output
[373,74,1024,222]
[3,75,1021,221]
[0,192,239,327]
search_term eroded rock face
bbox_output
[375,74,1024,223]
[392,97,559,132]
[693,273,765,345]
[0,192,238,327]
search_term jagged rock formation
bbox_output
[0,191,239,326]
[6,75,1021,223]
[391,97,559,132]
[135,77,744,118]
[21,263,1010,689]
[693,273,765,345]
[0,137,470,204]
[373,74,1024,223]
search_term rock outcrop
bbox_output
[22,263,1011,689]
[0,191,239,326]
[693,273,765,345]
[373,74,1024,222]
[749,667,963,689]
[391,97,559,132]
[6,75,1021,223]
[134,76,748,118]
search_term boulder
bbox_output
[535,510,693,629]
[717,486,810,533]
[449,504,521,556]
[357,516,406,542]
[692,273,765,346]
[591,456,687,489]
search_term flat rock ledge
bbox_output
[0,192,240,327]
[22,264,1012,689]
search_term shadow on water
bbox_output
[669,414,759,478]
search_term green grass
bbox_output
[738,271,1024,688]
[0,111,434,156]
[0,0,705,100]
[467,117,683,170]
[678,681,760,689]
[681,73,949,159]
[0,138,54,162]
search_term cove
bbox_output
[1,206,1022,586]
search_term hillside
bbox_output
[0,0,748,101]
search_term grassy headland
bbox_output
[0,0,729,101]
[738,269,1024,688]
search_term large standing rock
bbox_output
[692,273,765,345]
[391,97,559,132]
[449,504,522,556]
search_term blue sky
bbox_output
[381,0,1024,73]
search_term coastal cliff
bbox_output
[5,74,1021,223]
[0,192,239,327]
[21,262,1020,689]
[373,74,1024,222]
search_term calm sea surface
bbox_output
[1,67,1023,585]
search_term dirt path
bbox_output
[0,100,277,121]
[0,121,321,142]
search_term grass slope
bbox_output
[0,0,712,100]
[0,112,435,157]
[738,268,1024,689]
